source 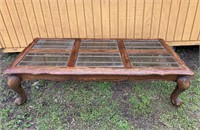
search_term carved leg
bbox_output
[171,76,190,107]
[7,75,27,105]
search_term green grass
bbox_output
[0,53,200,129]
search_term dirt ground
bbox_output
[175,45,199,70]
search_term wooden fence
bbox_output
[0,0,200,52]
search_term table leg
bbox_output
[7,75,27,105]
[170,76,190,107]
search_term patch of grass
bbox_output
[0,53,200,129]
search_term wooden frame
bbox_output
[3,38,194,107]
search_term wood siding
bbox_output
[0,0,200,52]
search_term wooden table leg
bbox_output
[7,75,27,105]
[170,76,190,107]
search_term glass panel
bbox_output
[124,40,164,50]
[127,53,180,68]
[80,40,118,50]
[76,52,123,67]
[17,52,71,67]
[33,39,75,50]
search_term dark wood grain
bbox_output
[117,40,132,68]
[19,74,178,82]
[67,39,81,67]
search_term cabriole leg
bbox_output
[171,76,190,107]
[7,75,27,105]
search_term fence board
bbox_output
[182,0,199,41]
[190,0,200,40]
[40,0,56,38]
[158,0,171,39]
[32,0,48,38]
[92,0,102,38]
[110,0,118,38]
[15,0,33,43]
[118,0,127,38]
[49,0,63,38]
[126,0,135,38]
[84,0,94,38]
[135,0,145,38]
[7,0,27,47]
[143,0,153,38]
[101,0,110,38]
[75,0,86,38]
[66,0,79,37]
[1,1,20,48]
[23,0,40,39]
[150,0,162,38]
[174,0,190,41]
[0,32,4,48]
[0,11,12,48]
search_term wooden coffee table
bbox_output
[3,38,194,106]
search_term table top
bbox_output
[3,38,194,76]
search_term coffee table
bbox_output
[3,38,194,106]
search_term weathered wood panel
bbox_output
[0,0,200,52]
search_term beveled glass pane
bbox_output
[124,40,164,50]
[76,52,123,67]
[33,39,74,50]
[80,40,118,50]
[17,52,71,67]
[127,53,180,68]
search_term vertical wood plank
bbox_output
[101,0,110,38]
[166,0,181,41]
[0,33,3,48]
[40,0,56,38]
[110,0,118,38]
[150,0,162,38]
[0,0,19,47]
[15,0,33,43]
[5,0,27,47]
[190,0,200,40]
[135,0,145,38]
[143,0,153,38]
[199,30,200,40]
[182,0,198,41]
[0,30,6,48]
[23,0,40,39]
[66,0,79,38]
[49,0,64,38]
[126,0,135,38]
[118,0,127,38]
[31,0,48,38]
[75,0,86,38]
[174,0,190,41]
[92,0,102,38]
[8,0,27,46]
[58,0,71,38]
[0,12,11,48]
[158,0,172,39]
[84,0,94,38]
